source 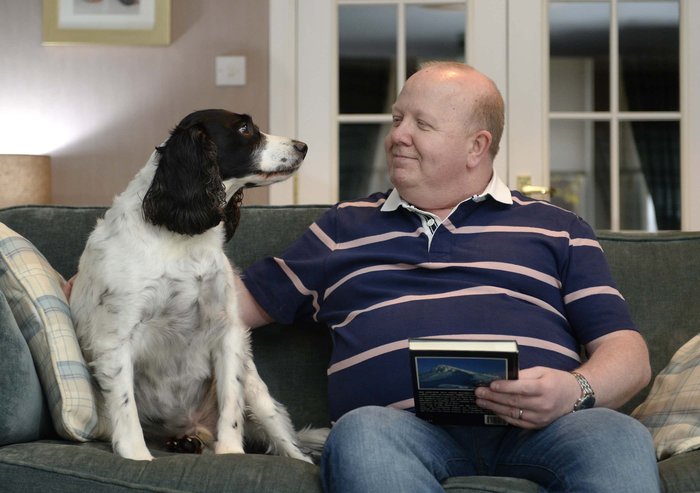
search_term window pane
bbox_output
[339,5,397,114]
[619,121,679,230]
[339,123,393,201]
[618,1,679,111]
[549,1,610,112]
[406,4,465,77]
[550,120,610,229]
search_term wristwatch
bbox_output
[571,371,596,411]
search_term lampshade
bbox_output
[0,155,52,208]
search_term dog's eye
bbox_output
[238,123,253,137]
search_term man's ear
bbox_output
[466,130,493,168]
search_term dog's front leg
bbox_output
[93,348,153,461]
[212,328,247,455]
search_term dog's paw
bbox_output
[215,424,245,455]
[115,443,154,461]
[214,441,245,455]
[112,435,153,460]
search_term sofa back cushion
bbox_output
[598,231,700,413]
[0,206,107,281]
[226,205,331,270]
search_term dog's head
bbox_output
[142,109,307,241]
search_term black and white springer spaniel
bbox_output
[70,109,326,461]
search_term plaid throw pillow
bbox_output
[0,222,108,441]
[632,334,700,460]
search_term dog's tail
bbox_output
[296,426,330,455]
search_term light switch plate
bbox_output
[216,56,246,86]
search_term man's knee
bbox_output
[557,408,658,471]
[571,409,653,447]
[325,406,404,451]
[321,406,452,493]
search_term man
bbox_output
[238,62,659,492]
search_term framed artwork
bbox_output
[42,0,171,46]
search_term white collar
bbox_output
[380,170,513,215]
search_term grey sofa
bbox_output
[1,204,698,493]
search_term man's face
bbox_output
[384,68,475,209]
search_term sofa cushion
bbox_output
[0,290,52,445]
[657,449,700,493]
[0,441,323,493]
[632,334,700,460]
[0,223,107,442]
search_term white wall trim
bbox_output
[268,0,297,204]
[681,0,699,230]
[506,0,547,189]
[469,0,508,181]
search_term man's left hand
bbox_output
[474,366,581,429]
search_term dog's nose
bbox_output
[294,141,308,157]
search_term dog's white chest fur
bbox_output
[130,247,234,428]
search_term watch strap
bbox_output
[571,371,595,411]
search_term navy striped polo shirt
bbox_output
[242,175,635,422]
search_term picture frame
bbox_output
[42,0,171,46]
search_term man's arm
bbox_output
[235,276,274,329]
[475,329,651,429]
[577,329,652,409]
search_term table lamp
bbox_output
[0,155,52,208]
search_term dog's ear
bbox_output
[142,123,226,236]
[223,188,244,242]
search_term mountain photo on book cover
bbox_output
[416,357,507,390]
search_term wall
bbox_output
[0,0,270,205]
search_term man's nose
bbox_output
[389,121,412,146]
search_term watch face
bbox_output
[575,394,596,411]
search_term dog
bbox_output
[70,109,326,462]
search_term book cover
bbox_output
[408,338,519,426]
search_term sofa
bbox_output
[0,204,698,493]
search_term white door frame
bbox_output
[680,0,700,230]
[268,0,337,205]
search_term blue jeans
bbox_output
[320,406,660,493]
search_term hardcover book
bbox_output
[408,338,519,425]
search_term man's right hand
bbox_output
[63,274,77,300]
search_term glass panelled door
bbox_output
[270,0,698,229]
[549,0,680,230]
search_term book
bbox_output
[408,338,519,426]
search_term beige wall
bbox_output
[0,0,270,205]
